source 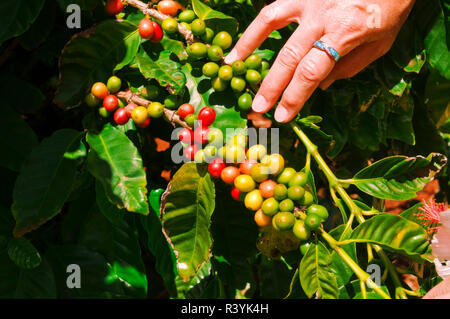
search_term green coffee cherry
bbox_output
[287,185,305,201]
[299,191,314,206]
[187,42,207,59]
[261,69,269,80]
[245,54,262,70]
[191,19,206,36]
[288,172,308,187]
[201,27,215,43]
[202,62,220,77]
[212,31,233,50]
[230,77,246,92]
[218,65,233,81]
[274,184,288,201]
[85,93,100,107]
[279,198,294,212]
[304,213,322,230]
[211,77,228,92]
[107,76,121,93]
[277,167,297,184]
[185,113,197,126]
[98,107,110,118]
[207,45,223,62]
[245,69,261,85]
[162,18,178,34]
[273,212,295,230]
[232,60,247,75]
[178,10,196,23]
[261,198,279,216]
[179,22,191,30]
[306,204,329,221]
[293,220,311,241]
[260,60,270,72]
[238,93,252,111]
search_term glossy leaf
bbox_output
[11,129,85,237]
[347,214,429,258]
[350,153,447,200]
[211,188,258,290]
[136,50,186,95]
[0,105,38,172]
[7,237,41,269]
[192,0,238,36]
[19,0,56,50]
[0,0,45,46]
[86,124,149,214]
[161,163,215,282]
[299,241,339,299]
[54,20,140,108]
[425,13,450,80]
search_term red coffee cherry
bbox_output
[231,186,242,201]
[184,144,198,161]
[125,103,137,117]
[198,107,216,127]
[178,103,195,119]
[105,0,123,15]
[194,126,209,144]
[151,21,164,42]
[139,18,155,39]
[178,128,194,144]
[136,117,150,128]
[114,107,129,125]
[157,0,182,16]
[103,95,119,111]
[208,158,226,178]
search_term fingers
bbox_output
[274,34,358,122]
[252,24,323,113]
[224,0,302,64]
[319,41,391,90]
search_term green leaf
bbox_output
[136,50,186,95]
[95,180,125,225]
[7,237,41,269]
[347,214,429,258]
[46,244,125,298]
[0,105,38,172]
[425,71,450,128]
[54,20,140,108]
[259,255,296,298]
[86,124,149,214]
[0,74,45,114]
[0,251,56,298]
[329,225,356,288]
[425,12,450,79]
[211,188,258,290]
[192,0,238,36]
[161,163,215,282]
[18,0,56,50]
[0,0,45,46]
[299,241,339,299]
[12,129,85,237]
[350,153,447,200]
[78,208,147,297]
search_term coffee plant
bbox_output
[0,0,449,299]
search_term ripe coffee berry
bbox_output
[125,103,137,117]
[178,128,194,144]
[194,126,209,144]
[178,103,194,119]
[131,106,149,124]
[157,0,181,16]
[151,21,164,42]
[147,102,164,118]
[139,18,155,39]
[91,82,108,99]
[136,117,150,128]
[103,95,119,111]
[221,166,240,184]
[184,144,198,161]
[114,108,129,125]
[231,186,242,201]
[105,0,123,15]
[208,158,226,179]
[198,107,216,126]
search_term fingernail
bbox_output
[224,49,237,65]
[252,95,270,112]
[274,104,290,123]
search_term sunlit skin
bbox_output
[224,0,415,123]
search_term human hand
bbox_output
[224,0,415,123]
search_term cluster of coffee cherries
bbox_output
[86,76,167,128]
[181,122,329,241]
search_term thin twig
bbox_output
[117,90,191,129]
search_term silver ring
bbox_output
[313,40,340,62]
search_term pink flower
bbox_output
[416,199,447,235]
